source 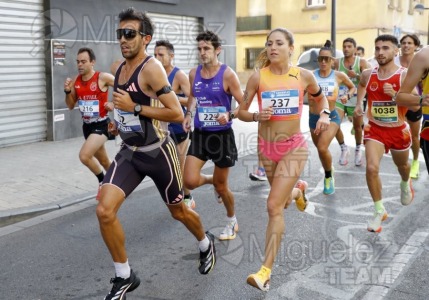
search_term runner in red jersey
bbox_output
[355,35,418,233]
[64,47,115,198]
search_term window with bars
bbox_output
[245,48,264,69]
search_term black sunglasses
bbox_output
[317,56,332,62]
[116,28,145,40]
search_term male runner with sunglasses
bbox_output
[98,8,216,300]
[334,37,371,166]
[64,47,114,200]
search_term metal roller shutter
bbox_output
[146,12,201,75]
[0,0,46,147]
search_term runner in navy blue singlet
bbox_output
[154,40,195,208]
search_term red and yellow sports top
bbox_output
[366,67,407,128]
[257,66,305,121]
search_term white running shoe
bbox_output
[219,219,238,240]
[249,168,268,181]
[355,148,363,166]
[339,144,349,166]
[400,180,414,206]
[367,209,388,233]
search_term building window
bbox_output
[307,0,325,7]
[245,48,264,69]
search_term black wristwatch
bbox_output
[229,111,235,121]
[320,108,331,116]
[134,103,142,116]
[64,89,71,94]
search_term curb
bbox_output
[0,194,95,223]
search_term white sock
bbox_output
[199,235,210,252]
[227,215,237,223]
[356,144,361,151]
[400,180,409,189]
[114,260,130,279]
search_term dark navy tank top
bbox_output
[167,66,186,135]
[113,56,168,147]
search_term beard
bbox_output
[121,44,141,59]
[376,56,393,66]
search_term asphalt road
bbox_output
[1,138,429,299]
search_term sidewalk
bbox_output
[0,136,120,219]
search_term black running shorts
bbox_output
[103,138,184,204]
[82,118,110,139]
[406,107,423,122]
[187,127,238,168]
[170,131,189,145]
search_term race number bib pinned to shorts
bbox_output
[114,109,143,133]
[261,89,299,117]
[197,106,226,127]
[371,100,398,123]
[78,100,99,120]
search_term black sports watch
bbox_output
[229,111,235,121]
[320,108,331,116]
[134,103,142,116]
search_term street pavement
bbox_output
[1,105,429,299]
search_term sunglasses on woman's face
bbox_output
[317,56,332,63]
[116,29,145,40]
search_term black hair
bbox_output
[375,34,399,46]
[155,40,174,53]
[400,34,421,47]
[118,7,155,38]
[357,46,365,53]
[319,40,333,56]
[196,30,222,49]
[78,47,96,61]
[343,37,357,47]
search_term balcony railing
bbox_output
[236,15,271,32]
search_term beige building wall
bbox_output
[236,0,429,81]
